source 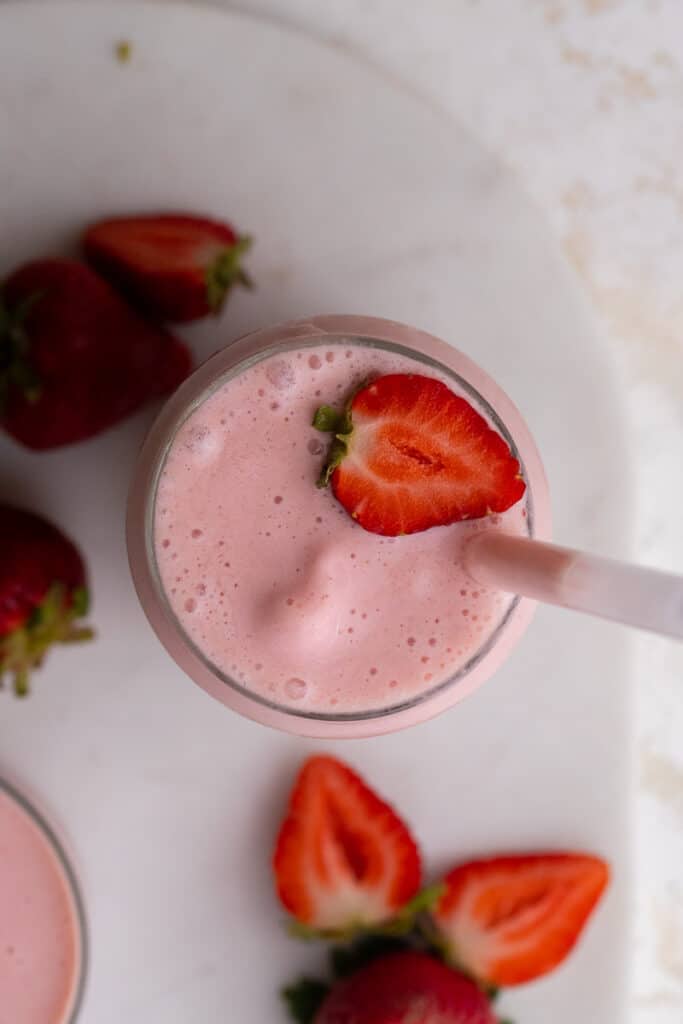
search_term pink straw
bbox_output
[464,533,683,641]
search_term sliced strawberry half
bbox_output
[314,374,525,536]
[83,213,252,323]
[273,756,421,934]
[432,853,610,987]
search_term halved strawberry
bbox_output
[314,374,525,537]
[273,756,421,934]
[432,853,610,987]
[83,213,252,323]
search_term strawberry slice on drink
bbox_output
[432,853,610,987]
[273,756,421,935]
[314,374,525,537]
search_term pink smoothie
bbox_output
[0,785,83,1024]
[154,341,529,715]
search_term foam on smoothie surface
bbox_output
[154,342,527,713]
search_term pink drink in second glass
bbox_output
[0,781,85,1024]
[128,317,550,736]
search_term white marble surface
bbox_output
[208,7,683,1019]
[9,0,683,1020]
[180,2,683,1018]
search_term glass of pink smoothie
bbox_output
[0,778,87,1024]
[127,316,550,737]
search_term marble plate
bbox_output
[0,3,632,1021]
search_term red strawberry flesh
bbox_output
[83,213,252,322]
[433,852,610,987]
[0,258,191,449]
[316,374,526,536]
[274,756,421,933]
[314,952,496,1024]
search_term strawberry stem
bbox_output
[312,403,353,488]
[282,978,330,1024]
[0,290,43,412]
[312,405,348,433]
[205,235,253,313]
[0,583,94,696]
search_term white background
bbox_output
[5,1,683,1021]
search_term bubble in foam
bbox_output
[308,355,322,369]
[266,359,295,391]
[285,677,308,701]
[183,424,220,462]
[308,437,324,455]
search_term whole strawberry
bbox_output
[0,258,191,449]
[0,505,93,696]
[312,952,495,1024]
[83,213,252,323]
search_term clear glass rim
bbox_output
[0,776,88,1024]
[142,331,536,724]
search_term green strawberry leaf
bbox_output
[0,290,43,411]
[312,403,354,486]
[281,978,330,1024]
[312,405,349,433]
[71,587,90,617]
[206,236,253,312]
[329,933,413,980]
[388,884,445,929]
